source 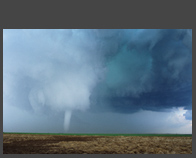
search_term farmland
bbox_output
[3,133,192,154]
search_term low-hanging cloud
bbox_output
[3,29,192,132]
[90,29,192,113]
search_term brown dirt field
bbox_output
[3,134,192,154]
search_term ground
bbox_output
[3,134,192,154]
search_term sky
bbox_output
[3,29,192,134]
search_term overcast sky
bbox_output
[3,29,192,134]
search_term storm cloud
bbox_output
[3,29,192,133]
[90,29,192,113]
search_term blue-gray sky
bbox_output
[3,29,192,134]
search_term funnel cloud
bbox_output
[3,29,192,134]
[64,110,72,131]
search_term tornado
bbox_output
[63,110,72,132]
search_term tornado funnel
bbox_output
[63,110,72,132]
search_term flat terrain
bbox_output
[3,133,192,154]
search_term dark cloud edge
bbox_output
[0,1,194,158]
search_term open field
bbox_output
[3,133,192,154]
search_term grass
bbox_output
[3,132,192,137]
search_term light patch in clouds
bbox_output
[164,107,192,133]
[183,109,192,120]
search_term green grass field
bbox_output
[3,132,192,137]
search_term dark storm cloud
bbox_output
[4,29,192,114]
[3,29,192,132]
[89,29,192,113]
